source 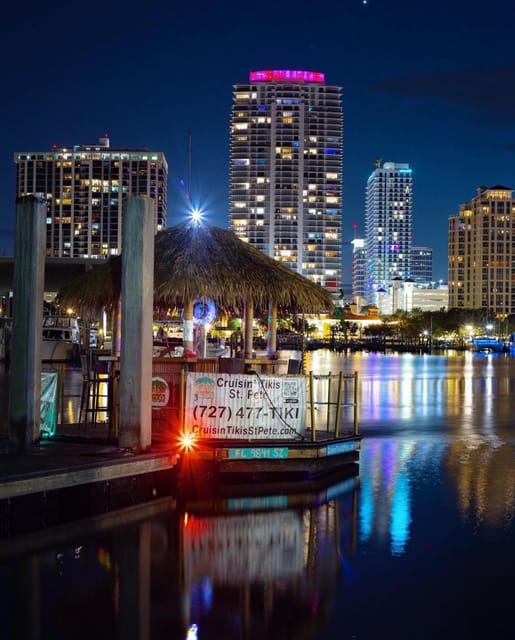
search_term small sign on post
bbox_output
[40,371,58,437]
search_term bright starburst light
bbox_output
[190,207,202,224]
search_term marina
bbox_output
[1,351,361,537]
[0,350,513,639]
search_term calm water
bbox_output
[1,351,514,640]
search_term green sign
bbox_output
[227,447,289,460]
[40,370,58,436]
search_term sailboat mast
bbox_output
[187,131,192,204]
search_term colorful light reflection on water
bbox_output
[0,352,513,639]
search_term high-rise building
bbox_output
[364,160,413,304]
[411,246,433,285]
[229,69,343,296]
[14,135,168,258]
[448,185,515,314]
[351,237,366,308]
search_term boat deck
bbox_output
[180,428,361,480]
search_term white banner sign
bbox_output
[185,372,306,439]
[183,511,304,584]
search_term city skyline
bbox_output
[1,0,515,284]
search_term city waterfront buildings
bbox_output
[448,185,515,315]
[14,135,168,259]
[411,246,433,285]
[364,160,413,304]
[411,284,448,312]
[375,278,448,314]
[229,69,343,297]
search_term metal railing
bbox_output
[307,371,359,439]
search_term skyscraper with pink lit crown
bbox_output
[229,70,343,297]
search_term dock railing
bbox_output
[49,358,359,444]
[151,361,359,442]
[307,371,359,440]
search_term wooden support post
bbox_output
[353,371,359,435]
[309,371,316,442]
[118,196,155,452]
[334,371,343,438]
[9,196,46,450]
[244,298,254,359]
[182,298,194,352]
[326,371,332,432]
[179,368,185,433]
[266,298,277,356]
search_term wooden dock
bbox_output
[0,438,179,538]
[179,430,361,480]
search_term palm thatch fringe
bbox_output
[57,220,334,314]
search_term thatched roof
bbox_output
[57,220,334,313]
[57,258,121,313]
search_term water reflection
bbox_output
[360,439,421,555]
[304,350,515,432]
[447,436,514,529]
[1,352,514,639]
[179,474,359,639]
[0,473,359,640]
[358,433,514,560]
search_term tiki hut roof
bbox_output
[56,257,121,313]
[57,220,334,313]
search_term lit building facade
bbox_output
[229,70,343,296]
[14,135,168,258]
[376,280,448,314]
[448,185,515,314]
[364,161,413,304]
[351,237,366,309]
[411,246,433,285]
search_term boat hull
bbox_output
[41,339,79,362]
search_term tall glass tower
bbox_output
[229,70,343,296]
[351,237,367,308]
[364,160,413,304]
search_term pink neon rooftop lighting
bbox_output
[249,70,325,83]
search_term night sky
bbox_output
[2,0,515,283]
